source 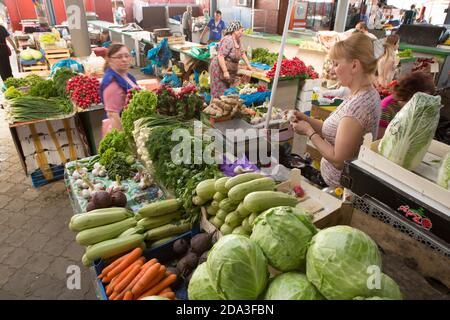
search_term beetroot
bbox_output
[92,191,112,208]
[173,238,189,256]
[86,201,96,212]
[111,191,127,207]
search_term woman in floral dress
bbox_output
[209,21,252,98]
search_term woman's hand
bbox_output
[284,110,307,122]
[291,120,315,137]
[223,71,230,80]
[244,64,252,71]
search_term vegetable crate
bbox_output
[44,48,71,67]
[157,36,185,45]
[20,61,49,73]
[92,225,200,300]
[31,164,65,188]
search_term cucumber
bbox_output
[216,209,230,221]
[137,211,181,231]
[219,198,240,213]
[236,202,252,218]
[206,204,218,216]
[71,208,133,232]
[232,226,250,236]
[195,179,216,201]
[214,177,229,194]
[119,226,145,238]
[220,223,234,235]
[224,173,265,190]
[209,216,224,229]
[192,195,208,206]
[243,191,299,213]
[145,220,192,241]
[138,199,182,218]
[82,253,93,267]
[224,210,243,228]
[76,218,137,246]
[213,192,227,202]
[228,177,276,201]
[149,236,177,249]
[86,234,144,261]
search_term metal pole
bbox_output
[264,0,295,130]
[64,0,91,57]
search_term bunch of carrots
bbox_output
[98,248,177,300]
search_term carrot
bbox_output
[159,292,175,300]
[123,291,133,300]
[99,255,126,279]
[114,263,142,293]
[121,258,158,294]
[105,284,114,296]
[107,247,143,279]
[109,292,118,300]
[110,258,144,291]
[131,262,161,298]
[138,274,177,299]
[144,266,166,291]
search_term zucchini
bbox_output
[86,234,144,261]
[243,191,299,213]
[219,198,240,213]
[138,199,182,218]
[134,213,143,221]
[232,226,250,236]
[82,253,93,267]
[242,217,252,233]
[137,211,181,230]
[71,208,133,232]
[119,226,145,238]
[145,220,192,241]
[76,218,137,246]
[236,202,251,218]
[211,200,220,210]
[192,195,208,206]
[248,212,258,226]
[224,173,265,190]
[216,209,230,221]
[220,223,234,235]
[149,236,176,249]
[213,192,227,202]
[224,210,243,228]
[195,179,216,201]
[228,177,276,201]
[209,216,224,229]
[206,204,218,216]
[214,177,229,194]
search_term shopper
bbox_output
[289,33,381,187]
[182,6,193,42]
[355,21,377,40]
[209,21,252,98]
[100,44,139,130]
[402,5,417,25]
[0,24,18,82]
[200,10,226,44]
[373,3,384,29]
[376,34,399,87]
[378,71,435,138]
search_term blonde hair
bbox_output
[329,33,378,74]
[381,34,399,62]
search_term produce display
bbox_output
[98,248,178,300]
[39,32,58,45]
[3,74,45,89]
[437,152,450,189]
[397,49,413,59]
[154,85,204,120]
[202,94,244,119]
[7,96,73,123]
[28,79,58,99]
[266,57,319,79]
[379,92,442,171]
[52,67,78,97]
[20,48,44,61]
[237,83,267,95]
[251,48,282,66]
[264,272,324,300]
[249,104,284,126]
[66,74,101,109]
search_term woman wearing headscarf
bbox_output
[209,21,252,98]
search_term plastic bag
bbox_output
[147,38,171,68]
[161,71,182,88]
[84,52,105,77]
[190,47,210,60]
[199,70,209,89]
[50,59,84,76]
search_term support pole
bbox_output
[333,0,350,33]
[64,0,91,57]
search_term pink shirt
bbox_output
[320,87,381,187]
[103,80,126,113]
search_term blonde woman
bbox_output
[377,34,399,87]
[289,33,381,187]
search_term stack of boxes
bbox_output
[296,79,322,115]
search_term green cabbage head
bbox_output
[264,272,324,300]
[188,263,223,300]
[206,234,268,300]
[366,273,403,300]
[379,92,441,171]
[250,206,317,272]
[437,152,450,189]
[306,226,382,300]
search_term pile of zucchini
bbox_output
[197,173,299,236]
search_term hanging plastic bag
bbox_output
[190,47,210,60]
[161,71,182,88]
[50,59,84,76]
[84,52,105,78]
[199,70,209,89]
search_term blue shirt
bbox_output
[207,19,226,41]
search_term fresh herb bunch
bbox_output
[3,74,44,89]
[98,129,132,156]
[101,148,136,180]
[252,48,283,66]
[52,67,77,97]
[8,96,72,123]
[121,90,158,140]
[4,87,23,100]
[28,79,58,99]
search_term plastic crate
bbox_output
[30,164,65,188]
[93,225,201,300]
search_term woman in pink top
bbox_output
[290,33,381,187]
[100,44,139,130]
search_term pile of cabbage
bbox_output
[437,152,450,190]
[379,92,441,171]
[188,206,403,300]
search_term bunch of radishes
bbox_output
[66,75,101,109]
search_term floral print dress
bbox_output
[209,35,242,98]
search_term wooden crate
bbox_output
[21,61,49,72]
[157,36,185,45]
[44,48,71,66]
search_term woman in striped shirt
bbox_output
[378,71,435,139]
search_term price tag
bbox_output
[430,62,440,73]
